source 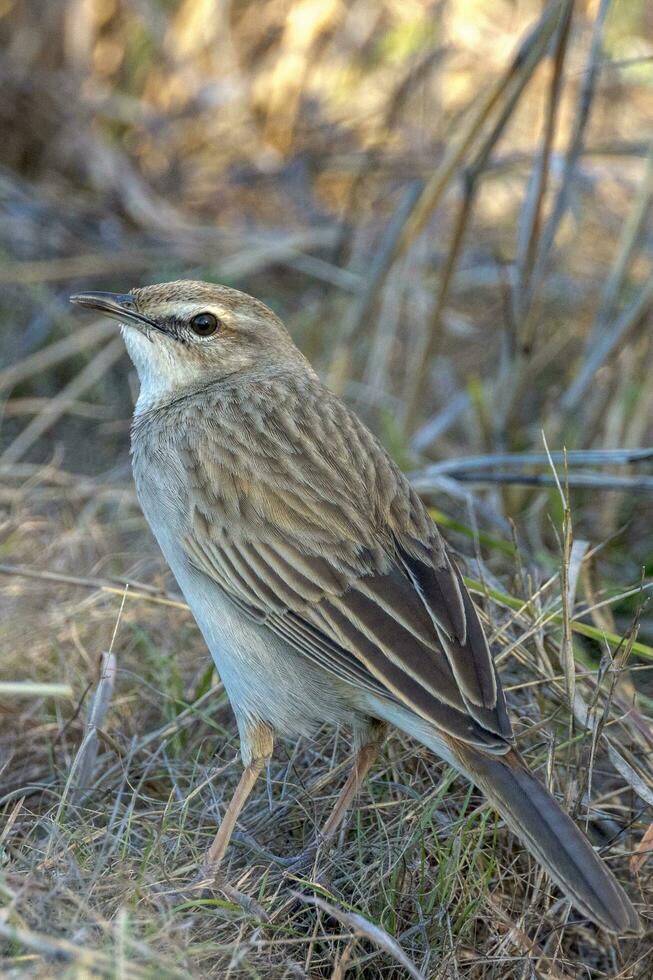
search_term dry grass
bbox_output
[2,469,653,978]
[1,0,653,976]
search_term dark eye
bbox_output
[190,312,220,336]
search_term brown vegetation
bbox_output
[1,0,652,976]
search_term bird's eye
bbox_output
[190,312,220,336]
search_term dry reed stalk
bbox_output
[1,397,114,420]
[512,2,573,330]
[530,0,613,289]
[400,1,570,432]
[590,143,653,338]
[561,276,653,416]
[392,0,567,263]
[0,562,189,609]
[328,180,423,392]
[1,337,125,465]
[497,0,613,441]
[0,319,115,393]
[69,649,117,802]
[0,682,72,697]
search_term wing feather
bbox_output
[177,376,513,749]
[184,529,511,743]
[315,601,507,743]
[396,542,497,709]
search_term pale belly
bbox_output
[131,442,381,755]
[131,449,456,769]
[140,496,364,741]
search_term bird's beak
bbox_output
[69,291,163,334]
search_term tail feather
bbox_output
[451,741,641,935]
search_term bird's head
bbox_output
[70,280,308,412]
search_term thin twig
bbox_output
[328,180,423,391]
[561,276,653,413]
[590,142,653,336]
[0,319,115,392]
[512,1,573,327]
[531,0,612,287]
[410,447,653,491]
[402,1,568,432]
[393,1,566,265]
[0,562,188,610]
[70,650,117,801]
[417,472,653,492]
[0,682,73,698]
[1,337,125,465]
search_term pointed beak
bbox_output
[69,291,162,334]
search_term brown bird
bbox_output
[71,280,641,935]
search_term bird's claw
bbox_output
[167,867,268,920]
[270,834,328,872]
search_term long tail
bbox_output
[449,740,641,935]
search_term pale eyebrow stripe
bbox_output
[149,302,223,319]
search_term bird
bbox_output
[70,280,641,935]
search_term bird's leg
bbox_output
[203,759,266,874]
[318,737,381,842]
[202,720,274,879]
[281,723,386,871]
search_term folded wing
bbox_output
[179,378,512,753]
[183,526,511,751]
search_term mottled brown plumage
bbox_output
[133,368,508,747]
[70,280,641,935]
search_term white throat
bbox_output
[121,325,202,414]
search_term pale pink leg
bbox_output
[203,758,267,874]
[319,738,382,842]
[283,730,385,869]
[203,720,274,876]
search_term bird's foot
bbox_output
[271,833,327,873]
[168,865,268,920]
[227,830,322,872]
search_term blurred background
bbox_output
[2,0,652,647]
[2,1,653,974]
